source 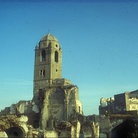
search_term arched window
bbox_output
[55,51,58,63]
[41,50,46,61]
[39,70,43,76]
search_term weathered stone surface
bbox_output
[0,131,8,138]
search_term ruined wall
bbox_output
[0,115,28,138]
[48,88,65,120]
[40,85,82,130]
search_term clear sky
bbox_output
[0,0,138,115]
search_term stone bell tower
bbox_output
[33,33,62,96]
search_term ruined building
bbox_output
[99,89,138,115]
[99,90,138,138]
[0,33,99,138]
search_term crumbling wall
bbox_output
[48,87,65,120]
[0,115,28,138]
[40,85,82,130]
[40,87,65,130]
[44,130,58,138]
[65,85,83,121]
[0,131,8,137]
[0,100,39,116]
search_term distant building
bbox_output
[98,90,138,138]
[99,90,138,115]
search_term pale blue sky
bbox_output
[0,0,138,115]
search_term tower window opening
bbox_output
[39,70,43,76]
[39,70,45,78]
[43,70,45,77]
[55,51,58,63]
[41,50,46,61]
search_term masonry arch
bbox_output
[5,126,25,138]
[80,122,94,138]
[111,118,138,138]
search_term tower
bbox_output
[33,33,83,129]
[33,33,62,96]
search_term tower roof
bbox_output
[40,33,58,42]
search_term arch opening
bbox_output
[80,123,94,138]
[111,119,138,138]
[5,127,25,138]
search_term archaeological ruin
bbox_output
[0,33,99,138]
[0,33,138,138]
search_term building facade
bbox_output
[99,90,138,115]
[98,90,138,138]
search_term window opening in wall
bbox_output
[55,51,58,63]
[43,70,45,77]
[41,50,46,61]
[39,70,45,78]
[39,70,43,76]
[79,106,80,113]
